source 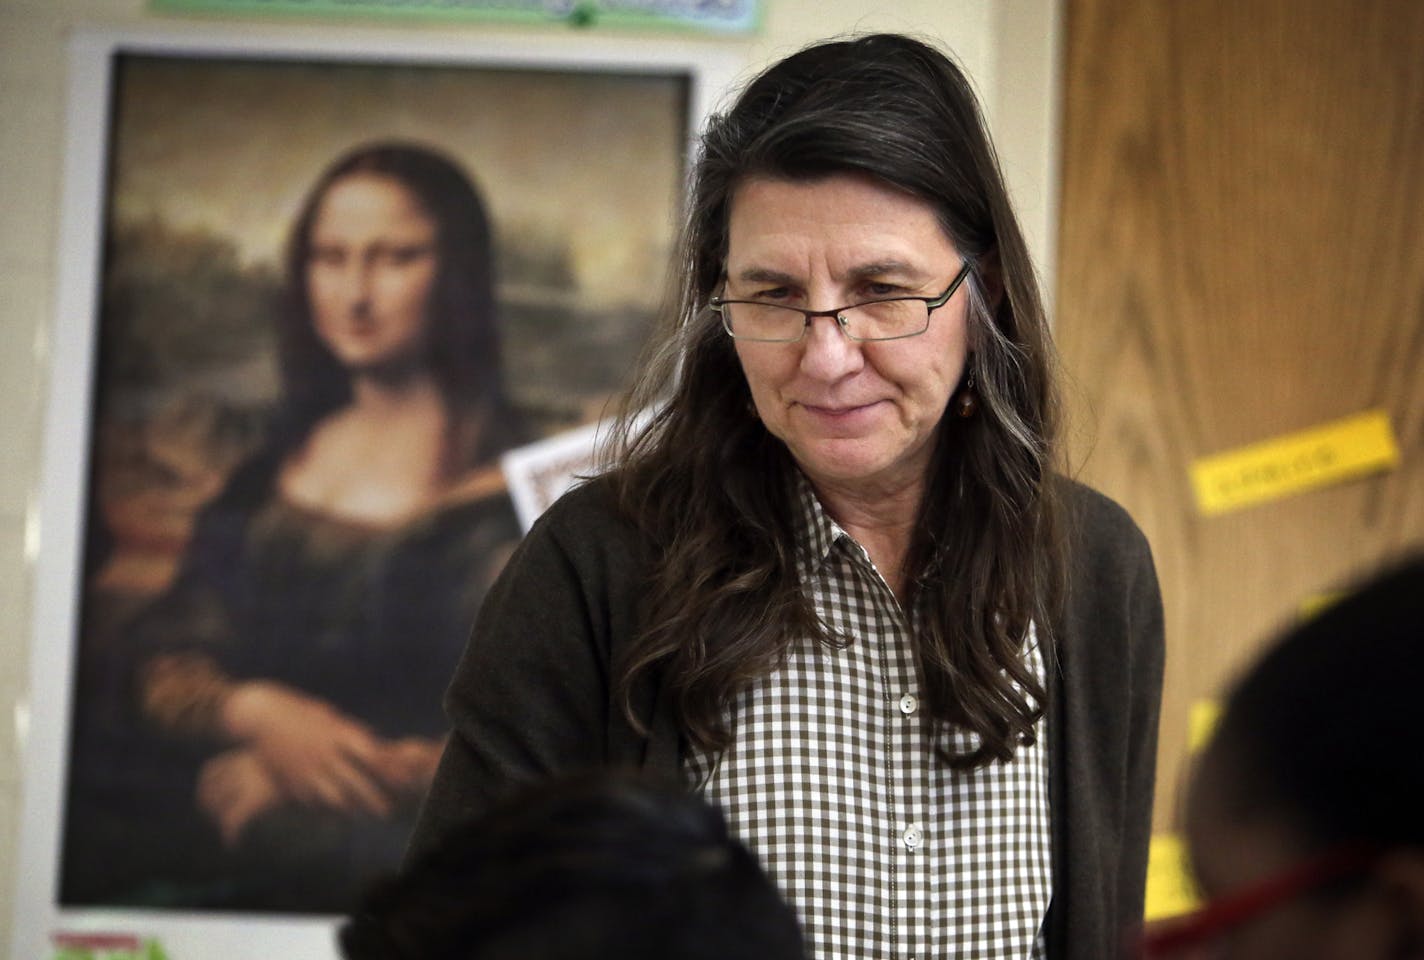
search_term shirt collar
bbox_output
[792,470,851,581]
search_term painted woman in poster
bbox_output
[63,142,524,913]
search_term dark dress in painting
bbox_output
[61,447,521,913]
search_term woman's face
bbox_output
[306,173,439,375]
[723,173,970,500]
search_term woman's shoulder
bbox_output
[183,447,285,548]
[215,445,286,501]
[1051,476,1162,639]
[530,474,638,544]
[1054,476,1152,562]
[495,474,647,585]
[467,474,652,645]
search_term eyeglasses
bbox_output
[1133,845,1377,959]
[710,259,974,343]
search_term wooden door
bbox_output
[1056,0,1424,832]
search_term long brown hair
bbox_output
[608,34,1063,767]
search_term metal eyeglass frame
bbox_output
[709,257,975,343]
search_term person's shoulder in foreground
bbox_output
[343,771,806,960]
[1139,552,1424,960]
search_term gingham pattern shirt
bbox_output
[687,480,1052,960]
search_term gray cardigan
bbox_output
[409,476,1164,960]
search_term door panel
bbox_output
[1057,0,1424,831]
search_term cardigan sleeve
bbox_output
[1118,518,1166,932]
[405,480,652,864]
[1049,481,1165,960]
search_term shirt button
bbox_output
[899,693,918,715]
[903,824,923,850]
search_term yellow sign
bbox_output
[1145,834,1201,921]
[1147,703,1221,919]
[1300,591,1343,620]
[1188,700,1221,753]
[1189,410,1399,516]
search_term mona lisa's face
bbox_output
[306,173,439,375]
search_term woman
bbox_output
[122,142,524,911]
[412,34,1164,960]
[1141,555,1424,959]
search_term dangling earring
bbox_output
[954,368,978,419]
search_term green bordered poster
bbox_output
[151,0,761,33]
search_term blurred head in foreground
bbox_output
[340,772,805,960]
[1144,554,1424,959]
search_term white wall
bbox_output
[0,0,1061,949]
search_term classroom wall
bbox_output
[0,0,1061,946]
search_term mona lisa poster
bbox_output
[12,25,737,960]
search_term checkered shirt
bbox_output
[686,479,1052,960]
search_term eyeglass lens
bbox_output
[721,298,931,342]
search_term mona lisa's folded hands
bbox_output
[219,680,395,818]
[196,747,283,847]
[195,736,444,848]
[378,736,446,794]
